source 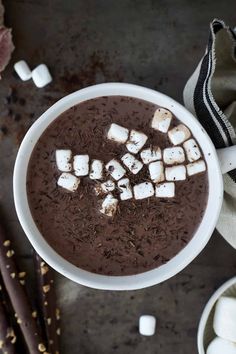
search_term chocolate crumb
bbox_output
[18,272,26,278]
[55,308,60,320]
[38,343,46,352]
[19,98,26,106]
[40,265,49,275]
[47,318,52,325]
[0,126,8,135]
[6,250,14,258]
[42,285,50,293]
[6,328,17,344]
[13,113,21,122]
[32,311,37,318]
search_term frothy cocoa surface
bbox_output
[27,96,208,276]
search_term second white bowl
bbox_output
[198,276,236,354]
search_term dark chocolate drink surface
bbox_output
[27,96,208,276]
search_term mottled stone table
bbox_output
[0,1,235,353]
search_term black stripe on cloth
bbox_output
[193,50,226,148]
[193,20,236,182]
[205,51,233,146]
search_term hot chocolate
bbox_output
[27,96,208,276]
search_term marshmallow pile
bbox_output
[14,60,52,88]
[55,107,206,217]
[207,296,236,354]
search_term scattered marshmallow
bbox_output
[55,149,72,172]
[32,64,52,88]
[187,160,206,176]
[133,182,154,200]
[126,130,148,154]
[163,147,185,165]
[207,337,236,354]
[156,182,175,198]
[148,161,164,183]
[105,159,126,181]
[139,315,156,336]
[100,194,118,217]
[151,107,172,133]
[107,123,129,144]
[94,180,115,196]
[57,173,80,192]
[118,178,133,200]
[89,159,103,180]
[121,153,143,175]
[14,60,32,81]
[165,165,186,181]
[140,146,162,164]
[168,124,191,145]
[183,139,201,162]
[73,155,89,176]
[213,296,236,342]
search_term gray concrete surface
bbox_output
[0,1,236,353]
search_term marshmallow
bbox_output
[165,165,186,181]
[207,337,236,354]
[139,315,156,336]
[55,149,72,172]
[94,180,115,196]
[89,159,103,180]
[100,194,118,217]
[73,155,89,176]
[140,146,162,164]
[213,296,236,342]
[156,182,175,198]
[148,161,164,183]
[168,124,191,145]
[105,159,126,181]
[133,182,154,200]
[14,60,32,81]
[121,153,143,175]
[32,64,52,88]
[151,107,172,133]
[57,173,80,192]
[107,123,129,144]
[126,130,148,154]
[117,178,133,200]
[187,160,206,176]
[183,139,201,162]
[163,147,185,165]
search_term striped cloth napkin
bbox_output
[183,19,236,248]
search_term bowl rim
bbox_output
[13,82,223,290]
[197,276,236,354]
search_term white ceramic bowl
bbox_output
[198,277,236,354]
[13,82,232,290]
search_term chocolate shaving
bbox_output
[0,222,48,354]
[34,252,60,354]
